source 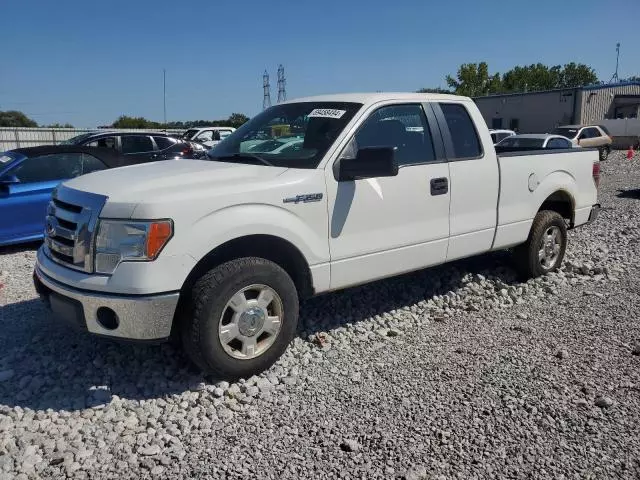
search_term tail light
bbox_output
[592,162,600,188]
[181,145,193,156]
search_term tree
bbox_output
[445,62,502,97]
[0,110,38,127]
[558,62,598,88]
[622,75,640,82]
[227,113,249,128]
[45,123,74,128]
[417,87,452,94]
[111,115,161,129]
[443,62,599,97]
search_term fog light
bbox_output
[96,307,119,330]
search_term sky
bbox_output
[1,0,639,127]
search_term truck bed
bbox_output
[493,147,599,250]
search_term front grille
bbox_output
[43,186,107,273]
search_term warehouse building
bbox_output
[473,81,640,134]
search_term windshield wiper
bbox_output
[210,153,274,167]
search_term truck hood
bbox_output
[63,160,288,202]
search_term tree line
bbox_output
[419,62,639,97]
[0,111,250,129]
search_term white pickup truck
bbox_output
[33,93,601,379]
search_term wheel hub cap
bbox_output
[238,307,265,337]
[218,284,284,360]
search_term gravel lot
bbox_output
[1,151,639,479]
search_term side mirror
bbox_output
[0,174,19,185]
[337,147,398,181]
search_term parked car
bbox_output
[489,129,516,145]
[33,92,601,379]
[244,137,304,154]
[62,131,206,161]
[181,127,236,149]
[495,134,575,151]
[0,145,151,247]
[551,125,612,160]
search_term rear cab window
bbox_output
[438,103,482,160]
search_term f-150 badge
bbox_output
[283,193,323,204]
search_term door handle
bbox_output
[430,177,448,196]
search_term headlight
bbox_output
[94,220,173,274]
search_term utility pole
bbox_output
[263,70,272,110]
[609,43,620,84]
[277,64,287,103]
[163,69,167,127]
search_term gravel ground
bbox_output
[1,151,639,479]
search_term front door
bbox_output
[326,103,451,290]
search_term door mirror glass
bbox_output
[0,174,20,184]
[337,147,398,181]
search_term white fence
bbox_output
[0,127,186,151]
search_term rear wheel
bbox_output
[182,257,299,379]
[513,210,567,279]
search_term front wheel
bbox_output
[513,210,567,279]
[182,257,299,379]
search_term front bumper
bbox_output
[34,264,179,341]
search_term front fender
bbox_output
[185,203,330,268]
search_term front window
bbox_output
[552,128,579,140]
[208,102,362,168]
[182,129,199,140]
[86,136,117,149]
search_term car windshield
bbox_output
[207,102,362,168]
[498,137,545,148]
[552,128,578,139]
[60,132,94,145]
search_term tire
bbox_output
[182,257,299,379]
[513,210,567,279]
[599,146,609,161]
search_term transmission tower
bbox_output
[609,43,620,84]
[277,64,287,103]
[263,70,272,110]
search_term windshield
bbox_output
[497,137,545,148]
[551,128,578,139]
[207,102,362,168]
[60,132,94,145]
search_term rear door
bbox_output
[120,135,156,162]
[0,153,97,244]
[326,102,451,290]
[432,102,500,261]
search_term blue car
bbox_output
[0,145,141,246]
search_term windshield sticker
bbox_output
[308,109,346,119]
[0,155,13,164]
